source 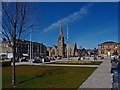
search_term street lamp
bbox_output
[24,25,34,64]
[67,24,69,60]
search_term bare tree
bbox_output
[2,2,42,86]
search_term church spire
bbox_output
[60,20,63,35]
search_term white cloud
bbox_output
[43,3,94,32]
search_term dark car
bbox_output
[11,57,19,62]
[33,57,42,63]
[94,57,97,60]
[20,57,29,62]
[44,57,50,62]
[101,57,104,59]
[0,54,7,60]
[51,57,55,60]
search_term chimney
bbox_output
[21,37,24,41]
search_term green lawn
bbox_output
[2,65,96,88]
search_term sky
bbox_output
[25,2,118,49]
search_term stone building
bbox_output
[0,38,47,58]
[46,21,78,57]
[98,41,120,57]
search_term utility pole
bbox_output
[28,44,29,55]
[1,41,3,53]
[67,24,69,60]
[30,29,32,62]
[40,44,41,56]
[32,43,33,59]
[29,25,33,64]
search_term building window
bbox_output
[101,46,104,49]
[101,51,104,54]
[18,43,19,47]
[114,50,117,53]
[21,44,22,48]
[5,44,7,47]
[114,45,117,48]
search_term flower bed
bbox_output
[50,61,102,65]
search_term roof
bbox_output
[53,45,57,48]
[68,43,76,51]
[99,41,116,45]
[60,20,63,35]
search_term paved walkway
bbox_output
[11,62,99,67]
[41,64,99,67]
[79,57,112,88]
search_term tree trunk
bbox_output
[12,40,16,86]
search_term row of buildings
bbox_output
[0,21,79,59]
[0,38,47,58]
[76,41,120,57]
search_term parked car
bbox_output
[0,53,13,60]
[94,56,97,60]
[91,55,94,57]
[57,57,61,60]
[11,57,19,62]
[44,57,50,62]
[101,57,104,59]
[0,54,7,60]
[20,57,29,62]
[78,57,80,61]
[51,57,55,60]
[33,57,42,63]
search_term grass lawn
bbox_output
[50,61,102,65]
[2,65,96,88]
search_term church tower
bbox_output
[57,20,65,57]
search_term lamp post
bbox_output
[30,29,31,61]
[1,41,3,53]
[29,25,33,64]
[32,42,33,59]
[67,24,69,60]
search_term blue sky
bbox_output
[25,2,118,49]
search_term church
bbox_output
[46,21,78,58]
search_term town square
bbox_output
[0,0,120,89]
